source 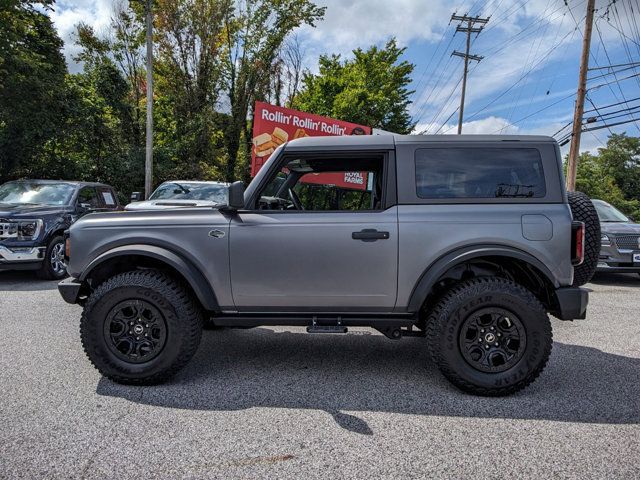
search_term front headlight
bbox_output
[601,234,611,246]
[16,219,43,241]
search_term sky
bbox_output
[49,0,640,154]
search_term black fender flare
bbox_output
[406,244,559,312]
[79,244,218,311]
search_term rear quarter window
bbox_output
[415,148,546,199]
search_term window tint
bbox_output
[256,156,384,211]
[293,172,375,211]
[415,148,546,199]
[77,187,99,207]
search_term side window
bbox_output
[97,187,117,208]
[76,187,99,208]
[256,155,385,211]
[415,148,546,199]
[294,172,375,211]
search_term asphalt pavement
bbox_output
[0,271,638,479]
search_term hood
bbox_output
[124,199,221,211]
[0,202,72,219]
[601,221,640,235]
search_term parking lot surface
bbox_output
[0,271,638,479]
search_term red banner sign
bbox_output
[251,101,371,190]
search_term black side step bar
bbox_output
[307,316,348,334]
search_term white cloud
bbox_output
[413,115,519,135]
[50,0,115,71]
[300,0,454,56]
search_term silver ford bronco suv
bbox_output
[59,135,600,396]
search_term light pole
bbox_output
[144,0,153,199]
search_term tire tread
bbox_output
[80,269,202,385]
[426,277,552,396]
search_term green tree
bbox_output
[153,0,232,180]
[222,0,325,182]
[571,135,640,220]
[0,0,67,181]
[294,39,415,134]
[597,133,640,201]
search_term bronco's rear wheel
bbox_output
[568,191,600,286]
[80,270,202,384]
[427,277,552,396]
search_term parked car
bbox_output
[0,180,120,279]
[125,181,229,210]
[593,199,640,277]
[59,135,598,396]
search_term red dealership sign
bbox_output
[251,101,371,190]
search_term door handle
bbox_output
[352,229,390,242]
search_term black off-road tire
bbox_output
[36,235,67,280]
[427,277,552,396]
[568,191,600,286]
[80,270,203,385]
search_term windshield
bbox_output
[593,200,630,222]
[149,182,228,203]
[0,181,75,206]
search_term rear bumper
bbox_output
[552,287,589,320]
[58,277,84,304]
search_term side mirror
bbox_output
[130,191,142,202]
[226,181,245,210]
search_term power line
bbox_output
[584,95,640,112]
[588,61,640,70]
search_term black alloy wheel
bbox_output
[459,308,526,373]
[104,299,167,363]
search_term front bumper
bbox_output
[0,245,45,262]
[596,263,640,273]
[0,245,45,270]
[58,277,85,304]
[597,244,640,273]
[552,287,589,320]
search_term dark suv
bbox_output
[0,180,120,279]
[593,199,640,277]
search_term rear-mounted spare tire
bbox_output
[568,191,600,286]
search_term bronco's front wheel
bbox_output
[427,277,552,396]
[80,270,203,384]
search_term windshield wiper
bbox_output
[172,183,191,194]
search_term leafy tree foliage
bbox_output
[1,0,425,199]
[222,0,325,182]
[294,39,415,134]
[0,0,67,181]
[572,134,640,220]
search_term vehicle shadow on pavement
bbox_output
[97,328,640,434]
[590,272,640,287]
[0,271,59,291]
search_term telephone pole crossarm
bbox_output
[456,25,484,34]
[451,14,489,23]
[452,51,484,62]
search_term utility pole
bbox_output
[451,13,489,134]
[566,0,596,192]
[144,0,154,199]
